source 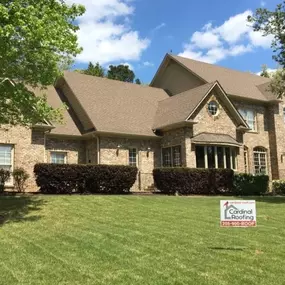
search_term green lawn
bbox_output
[0,195,285,285]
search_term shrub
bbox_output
[12,168,30,193]
[34,164,137,194]
[272,180,285,195]
[233,173,269,196]
[0,169,10,193]
[153,168,234,195]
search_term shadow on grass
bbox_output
[0,195,46,226]
[239,196,285,204]
[209,247,246,251]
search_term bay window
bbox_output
[195,145,237,170]
[162,146,182,167]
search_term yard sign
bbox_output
[220,200,256,227]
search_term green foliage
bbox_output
[135,78,141,85]
[12,168,29,193]
[233,173,269,196]
[0,169,10,193]
[272,180,285,194]
[0,0,85,125]
[83,62,105,77]
[153,168,234,195]
[107,65,135,82]
[34,164,138,194]
[260,64,270,78]
[249,2,285,98]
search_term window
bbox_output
[208,101,219,116]
[128,148,137,166]
[195,145,237,170]
[0,145,13,185]
[50,152,67,164]
[244,147,249,173]
[162,146,181,167]
[239,109,256,131]
[253,147,267,175]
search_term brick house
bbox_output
[1,53,285,191]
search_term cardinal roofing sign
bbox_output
[220,200,256,227]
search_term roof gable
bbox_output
[153,81,249,131]
[154,54,274,102]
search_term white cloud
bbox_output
[151,23,166,33]
[256,68,277,76]
[120,62,134,70]
[261,1,266,7]
[66,0,150,64]
[143,61,154,67]
[179,10,273,64]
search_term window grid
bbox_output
[253,147,267,175]
[239,109,256,131]
[0,145,13,185]
[162,146,181,167]
[244,148,249,173]
[208,101,219,116]
[50,152,66,164]
[128,148,137,166]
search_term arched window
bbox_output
[253,147,267,175]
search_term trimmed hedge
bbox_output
[233,173,269,196]
[153,168,234,195]
[272,180,285,195]
[34,164,138,194]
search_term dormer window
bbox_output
[208,100,219,116]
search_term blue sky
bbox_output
[70,0,280,83]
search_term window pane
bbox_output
[128,148,137,166]
[225,148,231,169]
[217,147,224,168]
[231,149,236,169]
[51,152,66,164]
[162,148,172,167]
[195,146,205,168]
[172,146,181,167]
[0,145,12,165]
[244,149,248,173]
[253,148,267,175]
[207,146,215,169]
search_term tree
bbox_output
[83,62,105,77]
[135,78,141,85]
[107,65,135,83]
[0,0,85,125]
[260,65,270,78]
[248,2,285,98]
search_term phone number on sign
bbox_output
[221,221,256,227]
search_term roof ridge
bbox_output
[64,70,165,92]
[157,82,215,104]
[171,54,271,82]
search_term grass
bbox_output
[0,195,285,285]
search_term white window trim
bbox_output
[128,147,138,167]
[199,146,237,170]
[50,151,67,164]
[238,108,257,132]
[253,148,267,175]
[0,144,14,186]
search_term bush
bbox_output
[153,168,234,195]
[12,168,30,193]
[34,164,138,194]
[272,180,285,195]
[233,173,269,196]
[0,169,10,193]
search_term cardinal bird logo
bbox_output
[223,201,229,207]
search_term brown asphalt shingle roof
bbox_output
[170,54,273,102]
[153,82,215,129]
[191,132,241,146]
[32,86,81,136]
[62,71,169,137]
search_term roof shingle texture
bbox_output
[191,132,241,146]
[171,55,273,101]
[153,82,215,129]
[63,71,169,137]
[32,86,81,136]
